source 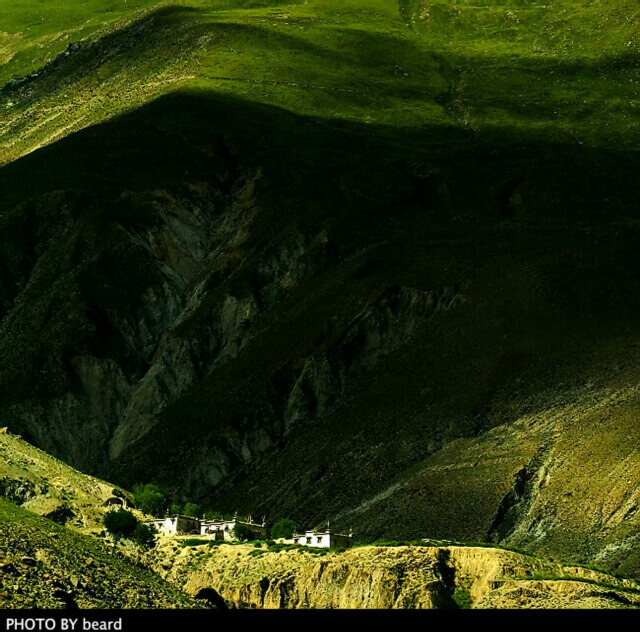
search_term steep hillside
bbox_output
[2,0,640,583]
[0,498,200,609]
[3,87,640,576]
[149,540,640,609]
[0,429,136,532]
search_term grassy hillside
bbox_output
[0,1,161,81]
[0,429,137,532]
[0,497,199,608]
[1,1,639,164]
[2,0,640,584]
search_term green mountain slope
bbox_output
[1,0,638,164]
[2,0,640,581]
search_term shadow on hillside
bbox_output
[1,88,639,224]
[3,87,640,564]
[4,0,636,143]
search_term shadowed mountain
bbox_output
[3,87,640,575]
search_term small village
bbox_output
[144,513,355,549]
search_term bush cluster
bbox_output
[132,483,228,521]
[270,518,299,539]
[102,509,156,548]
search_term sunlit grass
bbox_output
[1,0,639,164]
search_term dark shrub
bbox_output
[270,519,299,540]
[103,509,137,539]
[233,523,252,541]
[182,539,211,547]
[132,522,156,547]
[132,484,168,517]
[182,502,202,518]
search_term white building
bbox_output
[292,528,354,549]
[144,513,267,540]
[145,515,200,536]
[200,515,268,540]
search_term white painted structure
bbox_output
[144,514,355,547]
[144,514,267,540]
[292,528,354,549]
[200,516,268,540]
[145,515,200,536]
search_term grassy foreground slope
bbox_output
[0,498,199,609]
[2,0,640,582]
[0,433,196,609]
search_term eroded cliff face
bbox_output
[1,92,471,483]
[1,181,223,471]
[149,542,640,609]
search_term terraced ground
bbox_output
[2,0,640,586]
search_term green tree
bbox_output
[270,519,299,540]
[182,502,202,518]
[133,484,169,517]
[103,509,137,540]
[132,522,156,548]
[233,523,253,541]
[170,503,182,515]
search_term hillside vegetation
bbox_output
[2,0,640,585]
[1,0,638,163]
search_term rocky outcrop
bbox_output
[0,477,40,505]
[280,285,460,433]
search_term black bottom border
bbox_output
[1,608,639,628]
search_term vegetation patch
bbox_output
[452,587,473,609]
